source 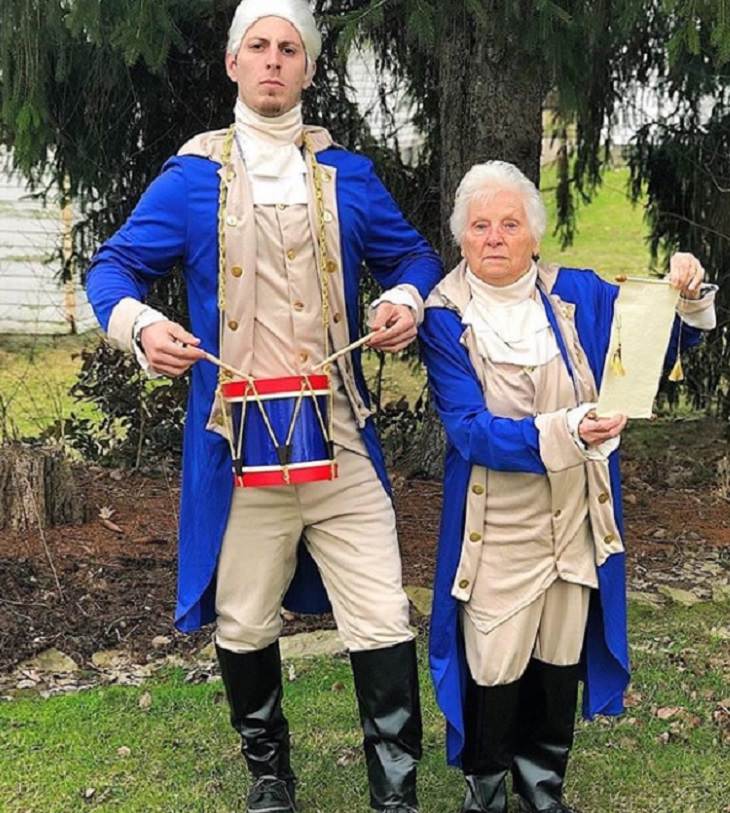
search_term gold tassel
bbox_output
[668,320,684,382]
[610,349,626,377]
[668,357,684,382]
[609,314,626,376]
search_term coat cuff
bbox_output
[107,297,148,353]
[534,408,588,472]
[677,283,718,330]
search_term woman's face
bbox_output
[461,189,538,286]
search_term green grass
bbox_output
[541,164,653,279]
[1,603,728,813]
[0,332,100,440]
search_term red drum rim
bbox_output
[234,462,338,488]
[222,375,330,400]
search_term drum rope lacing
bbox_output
[215,125,337,483]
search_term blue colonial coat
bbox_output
[86,131,442,632]
[419,266,703,766]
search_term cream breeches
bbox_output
[215,449,413,653]
[462,578,592,686]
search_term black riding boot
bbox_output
[216,642,297,813]
[460,672,521,813]
[512,659,581,813]
[350,639,422,812]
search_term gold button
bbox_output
[323,210,333,223]
[333,312,342,323]
[554,509,562,519]
[228,320,239,331]
[459,579,470,590]
[277,203,286,210]
[471,484,484,495]
[598,492,610,504]
[293,301,304,312]
[299,351,309,363]
[226,215,238,227]
[469,532,482,543]
[326,259,338,274]
[286,249,297,261]
[604,533,615,544]
[231,266,243,278]
[226,171,235,182]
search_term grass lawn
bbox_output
[0,332,99,440]
[541,164,653,279]
[2,602,728,813]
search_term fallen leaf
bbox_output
[138,691,152,711]
[117,746,131,758]
[99,518,123,534]
[624,690,643,708]
[656,706,683,720]
[98,506,115,520]
[335,747,360,767]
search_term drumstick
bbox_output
[199,350,250,381]
[312,329,384,371]
[196,329,384,377]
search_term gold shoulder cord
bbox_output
[302,131,332,362]
[217,124,236,372]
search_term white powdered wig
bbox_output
[450,161,547,245]
[227,0,322,64]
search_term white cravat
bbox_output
[234,98,308,205]
[462,264,560,366]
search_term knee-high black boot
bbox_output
[460,672,521,813]
[512,659,581,813]
[216,642,297,813]
[349,639,422,812]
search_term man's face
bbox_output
[461,189,538,286]
[225,16,312,117]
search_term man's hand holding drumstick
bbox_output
[139,320,206,377]
[140,301,417,378]
[367,303,417,352]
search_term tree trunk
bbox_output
[438,9,547,267]
[0,445,89,530]
[410,11,548,478]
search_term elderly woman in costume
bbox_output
[420,161,716,813]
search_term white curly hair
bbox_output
[449,161,547,245]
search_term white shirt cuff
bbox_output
[677,284,718,331]
[565,403,620,460]
[132,307,167,378]
[370,287,420,318]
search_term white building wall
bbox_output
[0,157,96,335]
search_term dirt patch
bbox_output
[1,420,728,675]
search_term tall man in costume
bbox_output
[85,2,442,811]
